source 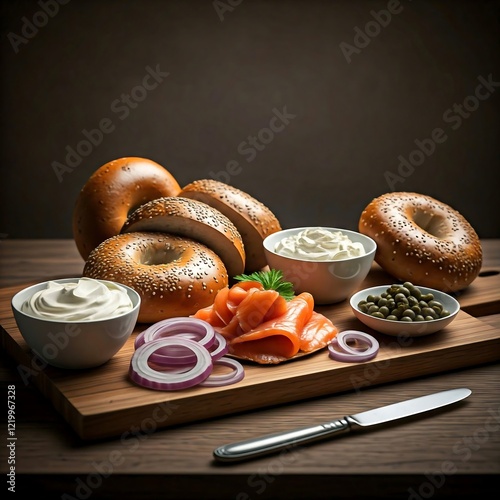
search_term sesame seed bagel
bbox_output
[358,192,483,292]
[179,179,282,273]
[82,232,228,323]
[121,197,246,277]
[73,157,181,260]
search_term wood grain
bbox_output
[1,276,499,440]
[0,240,499,499]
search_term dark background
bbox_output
[1,0,499,241]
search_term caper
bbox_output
[391,308,403,318]
[379,306,390,317]
[408,295,419,307]
[394,293,408,304]
[422,307,438,319]
[402,309,416,320]
[428,300,442,309]
[365,282,451,323]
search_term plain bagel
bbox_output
[179,179,282,273]
[121,196,246,277]
[358,192,483,292]
[82,232,228,323]
[73,157,181,260]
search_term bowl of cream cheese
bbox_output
[263,227,377,304]
[11,277,140,369]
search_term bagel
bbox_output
[179,179,282,273]
[73,157,181,260]
[121,196,246,277]
[358,192,483,292]
[82,232,228,323]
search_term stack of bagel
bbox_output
[73,157,282,323]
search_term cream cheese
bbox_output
[22,278,133,321]
[274,228,366,261]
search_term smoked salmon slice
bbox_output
[299,311,338,353]
[192,282,338,364]
[229,292,314,363]
[236,289,285,332]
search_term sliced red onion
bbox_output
[129,338,213,391]
[209,333,229,361]
[135,318,216,365]
[129,317,245,390]
[152,332,228,365]
[200,357,245,387]
[328,330,379,363]
[135,317,216,347]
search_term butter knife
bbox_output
[213,388,471,462]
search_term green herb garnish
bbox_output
[234,269,295,301]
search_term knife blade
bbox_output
[213,387,471,462]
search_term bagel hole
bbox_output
[412,210,450,238]
[142,248,182,265]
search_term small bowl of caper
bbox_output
[349,282,460,337]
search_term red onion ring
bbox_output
[328,330,379,363]
[129,338,213,391]
[135,318,216,365]
[210,333,229,361]
[200,357,245,387]
[129,317,244,390]
[135,317,215,348]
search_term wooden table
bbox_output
[1,239,499,499]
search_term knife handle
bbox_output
[213,418,352,462]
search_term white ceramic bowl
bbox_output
[263,227,377,304]
[11,278,140,369]
[350,285,460,337]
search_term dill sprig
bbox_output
[234,269,295,301]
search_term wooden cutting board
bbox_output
[1,276,499,441]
